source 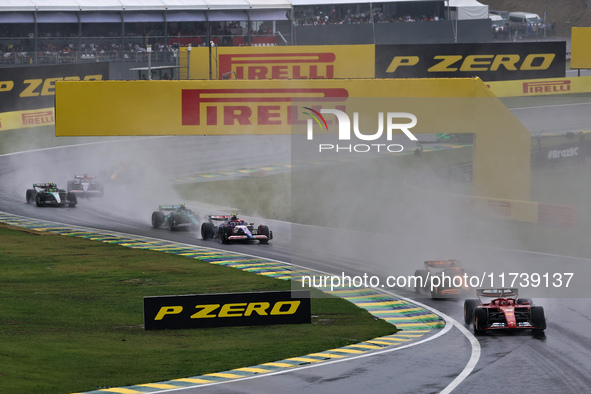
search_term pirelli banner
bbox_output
[487,76,591,97]
[143,290,311,330]
[375,42,566,81]
[0,62,108,131]
[56,78,500,136]
[56,78,533,202]
[185,45,374,80]
[183,42,565,82]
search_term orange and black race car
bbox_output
[414,260,470,298]
[464,288,546,336]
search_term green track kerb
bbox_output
[0,211,444,394]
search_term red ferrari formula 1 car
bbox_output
[464,288,546,335]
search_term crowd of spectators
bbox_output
[0,19,281,63]
[294,14,441,25]
[293,6,443,26]
[0,9,451,64]
[0,39,176,64]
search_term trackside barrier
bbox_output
[487,76,591,97]
[0,107,55,130]
[404,178,577,227]
[538,203,577,227]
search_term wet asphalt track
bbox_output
[1,101,591,393]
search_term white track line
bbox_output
[0,136,168,157]
[510,102,591,111]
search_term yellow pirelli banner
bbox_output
[487,76,591,97]
[0,107,55,131]
[182,45,375,80]
[55,78,495,137]
[571,27,591,70]
[55,78,531,202]
[468,196,539,224]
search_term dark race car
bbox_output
[414,260,470,298]
[464,288,546,335]
[201,214,272,244]
[26,182,77,207]
[67,174,104,197]
[151,204,200,231]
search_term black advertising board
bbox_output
[375,42,566,81]
[0,62,108,113]
[144,290,311,330]
[534,141,585,166]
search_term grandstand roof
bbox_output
[0,0,293,12]
[1,0,441,12]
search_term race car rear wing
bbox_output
[74,175,95,179]
[208,215,232,220]
[33,183,53,188]
[476,288,519,299]
[159,205,182,211]
[424,260,462,269]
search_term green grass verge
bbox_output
[0,225,396,394]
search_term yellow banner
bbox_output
[183,45,375,80]
[486,76,591,97]
[571,27,591,70]
[55,78,529,201]
[55,78,495,136]
[469,196,539,224]
[0,107,55,131]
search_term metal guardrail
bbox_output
[0,50,177,65]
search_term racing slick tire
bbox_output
[464,299,479,324]
[430,287,440,299]
[531,306,547,334]
[26,189,36,204]
[66,192,77,207]
[474,307,487,335]
[35,194,42,207]
[201,222,215,240]
[169,214,179,231]
[151,211,164,228]
[259,225,270,244]
[413,270,428,293]
[220,226,231,244]
[517,298,533,306]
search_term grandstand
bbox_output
[0,0,491,66]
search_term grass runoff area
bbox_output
[0,224,396,394]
